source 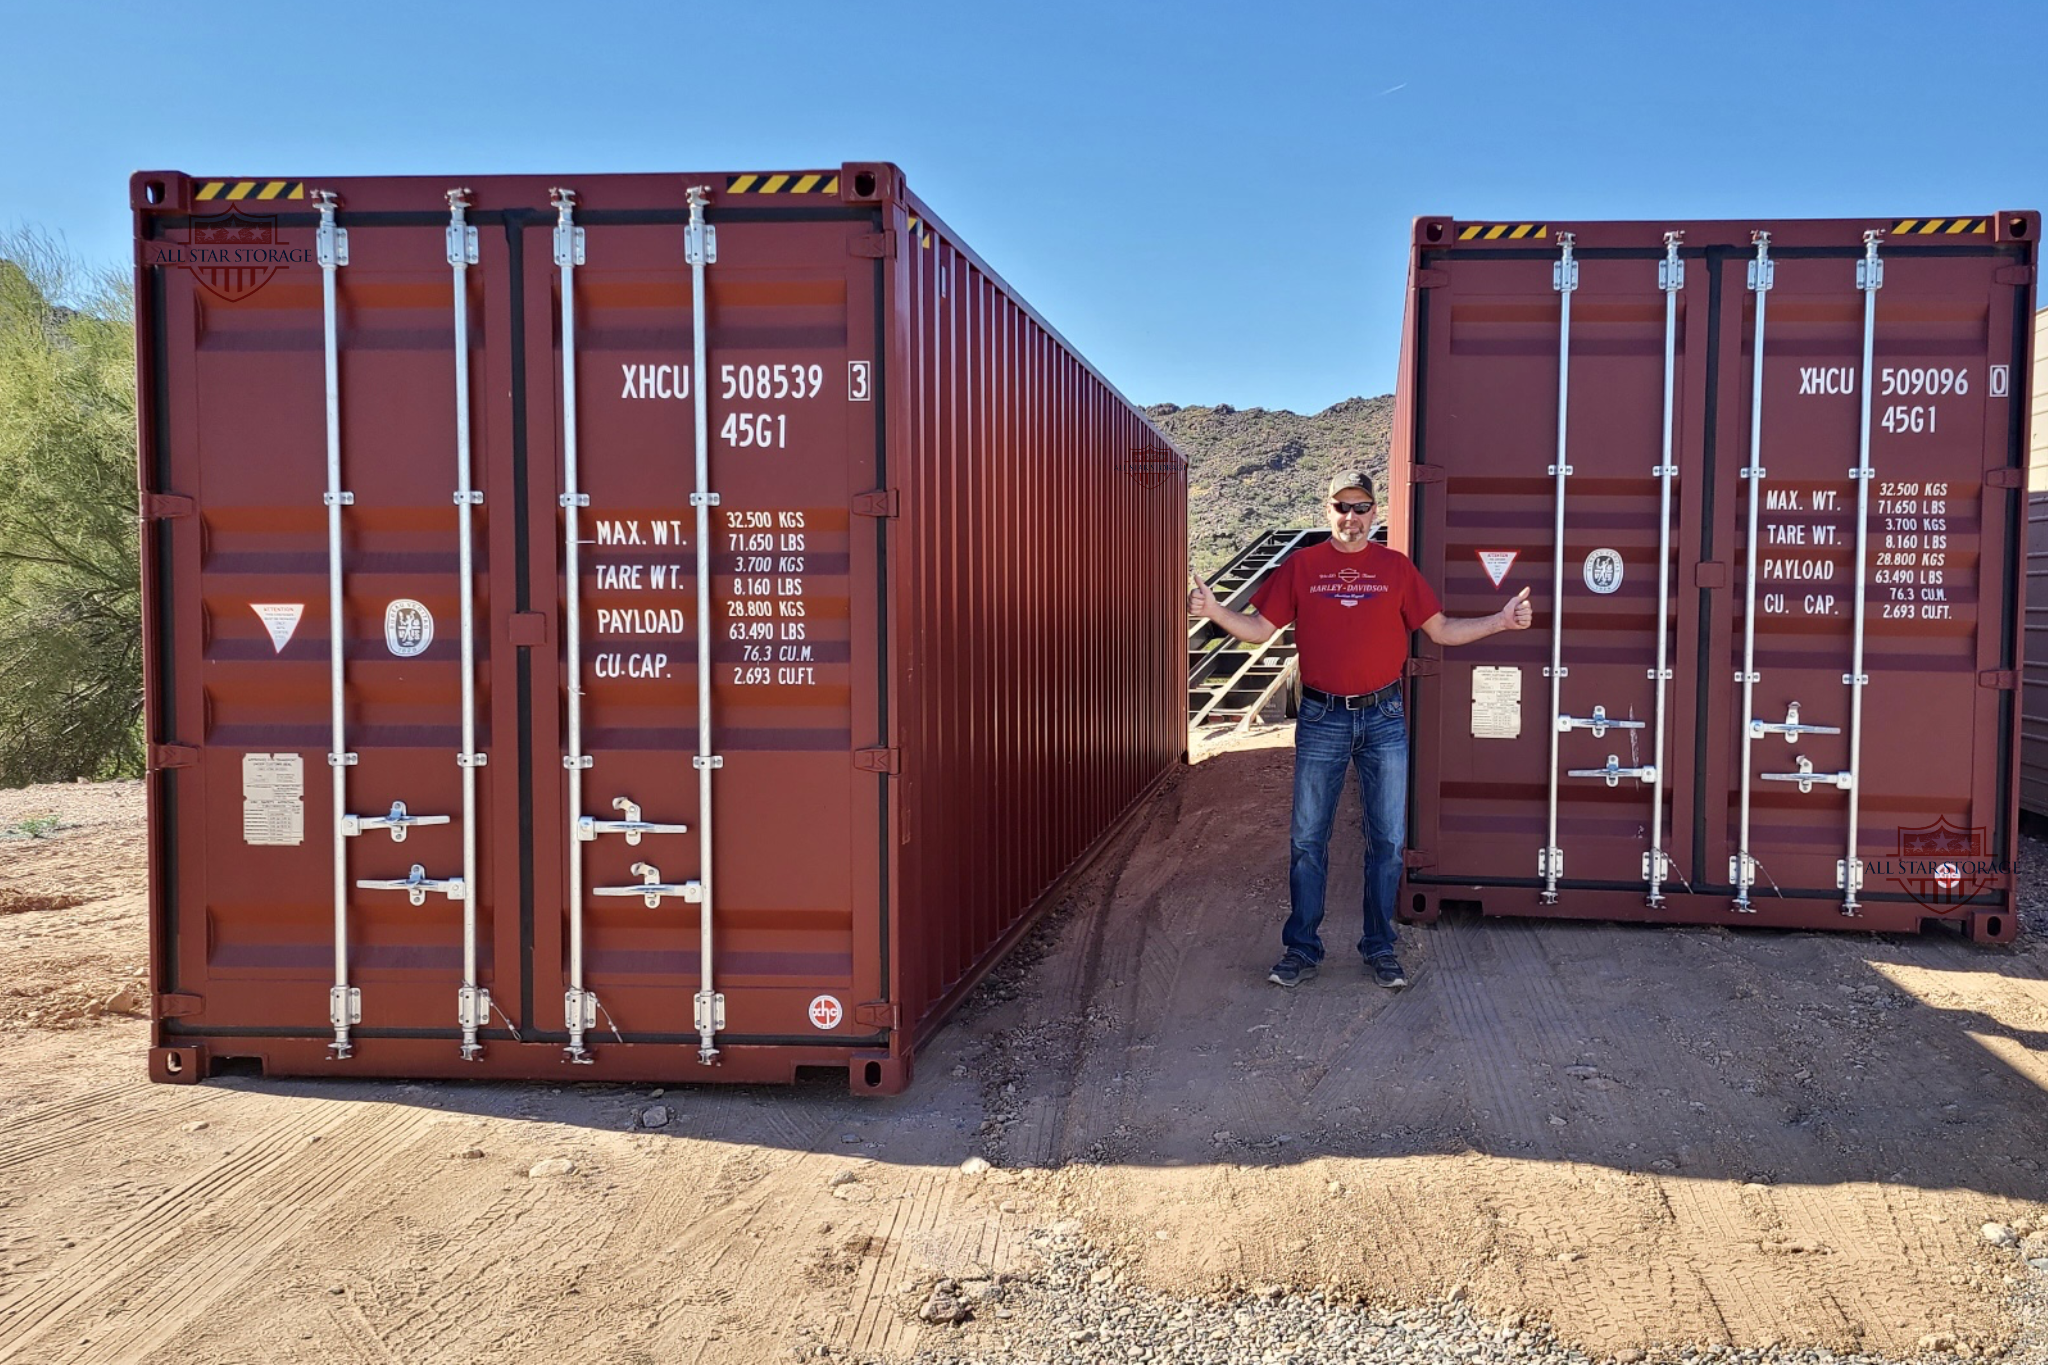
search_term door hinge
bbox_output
[1414,268,1450,289]
[140,492,195,519]
[1404,656,1439,678]
[849,231,897,259]
[854,747,901,774]
[506,612,549,647]
[1979,669,2018,690]
[1403,848,1437,870]
[1983,467,2024,490]
[149,743,199,771]
[1409,464,1446,486]
[155,992,203,1019]
[852,1000,900,1029]
[1994,264,2034,286]
[1694,561,1729,589]
[853,489,900,518]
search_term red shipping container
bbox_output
[1389,213,2037,942]
[132,164,1186,1092]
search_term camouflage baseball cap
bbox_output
[1327,468,1376,501]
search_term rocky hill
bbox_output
[1150,395,1394,576]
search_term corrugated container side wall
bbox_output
[2025,493,2048,816]
[2031,310,2048,490]
[887,189,1185,1039]
[2026,311,2048,818]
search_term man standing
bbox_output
[1188,469,1532,989]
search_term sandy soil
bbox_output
[2,745,2046,1363]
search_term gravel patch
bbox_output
[874,1221,2037,1365]
[2013,828,2048,940]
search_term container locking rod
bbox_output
[686,184,725,1067]
[1734,232,1773,913]
[315,188,357,1059]
[448,187,489,1060]
[1842,230,1885,917]
[1541,233,1578,905]
[1647,232,1683,907]
[552,186,601,1063]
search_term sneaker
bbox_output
[1369,954,1409,990]
[1268,952,1318,988]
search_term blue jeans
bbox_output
[1284,689,1408,964]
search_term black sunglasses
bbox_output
[1330,500,1375,515]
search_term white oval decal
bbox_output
[384,599,434,657]
[1582,549,1624,595]
[808,994,844,1030]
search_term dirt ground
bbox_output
[3,736,2048,1364]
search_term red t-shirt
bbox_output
[1249,542,1443,695]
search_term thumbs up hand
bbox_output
[1500,586,1533,631]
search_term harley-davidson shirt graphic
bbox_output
[1249,542,1442,696]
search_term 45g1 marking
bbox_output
[720,412,786,449]
[1880,404,1938,435]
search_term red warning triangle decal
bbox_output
[1476,550,1519,589]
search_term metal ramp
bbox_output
[1188,528,1327,731]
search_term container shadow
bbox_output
[255,738,2048,1210]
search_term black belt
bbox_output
[1302,682,1402,710]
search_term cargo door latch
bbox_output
[141,492,195,519]
[853,1001,899,1029]
[849,231,897,259]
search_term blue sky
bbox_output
[7,0,2041,413]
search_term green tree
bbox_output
[0,234,142,785]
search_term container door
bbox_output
[524,198,887,1054]
[1406,237,1699,897]
[1406,220,2029,930]
[1706,235,2028,913]
[151,200,512,1044]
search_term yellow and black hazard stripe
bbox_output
[194,180,305,202]
[725,172,840,194]
[1458,223,1547,241]
[1891,217,1989,235]
[907,214,934,249]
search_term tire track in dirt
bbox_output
[325,1295,406,1365]
[614,1144,863,1363]
[1372,920,1549,1146]
[340,1160,588,1362]
[0,1103,439,1364]
[0,1084,209,1175]
[833,1169,958,1359]
[992,789,1177,1172]
[1050,789,1192,1162]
